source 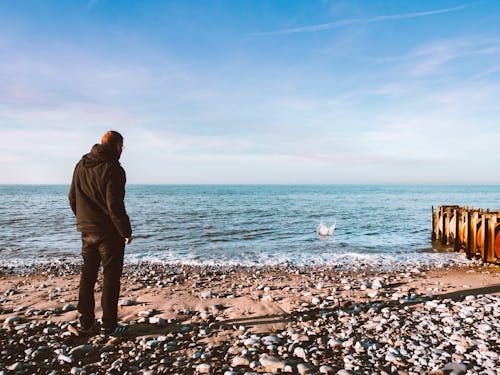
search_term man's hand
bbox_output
[125,236,133,245]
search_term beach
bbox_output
[1,261,499,374]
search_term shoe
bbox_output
[68,322,97,336]
[100,324,128,337]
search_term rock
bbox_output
[138,309,154,317]
[319,365,335,373]
[196,363,211,373]
[262,294,274,302]
[7,362,23,371]
[58,353,75,364]
[262,335,281,345]
[372,278,383,289]
[312,297,321,305]
[62,303,76,312]
[4,315,22,326]
[149,317,166,325]
[231,356,250,367]
[259,354,286,371]
[146,339,161,349]
[118,299,134,306]
[200,291,213,299]
[244,338,260,347]
[328,338,343,348]
[69,344,94,358]
[441,362,467,375]
[297,362,315,375]
[294,346,307,360]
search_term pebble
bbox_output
[319,365,335,373]
[62,303,76,312]
[137,309,154,317]
[69,344,93,358]
[441,362,467,374]
[297,362,315,374]
[196,363,211,373]
[259,354,286,371]
[200,291,213,299]
[231,355,250,367]
[4,315,22,326]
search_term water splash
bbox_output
[317,219,336,236]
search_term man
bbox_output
[69,130,133,336]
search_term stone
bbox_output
[7,362,23,371]
[196,363,211,373]
[259,354,286,371]
[372,278,383,289]
[138,309,154,317]
[69,344,94,358]
[441,362,467,375]
[200,291,213,299]
[319,365,334,373]
[4,315,22,326]
[62,303,76,312]
[231,356,250,367]
[297,362,315,375]
[294,346,307,360]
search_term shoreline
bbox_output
[1,261,499,374]
[0,248,481,275]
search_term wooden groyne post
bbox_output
[432,205,500,263]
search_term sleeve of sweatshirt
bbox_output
[106,163,132,238]
[68,166,77,216]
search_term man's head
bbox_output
[101,130,124,158]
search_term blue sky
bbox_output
[1,0,500,184]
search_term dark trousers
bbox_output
[78,232,125,329]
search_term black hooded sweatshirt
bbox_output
[69,144,132,238]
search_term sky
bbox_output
[1,0,500,184]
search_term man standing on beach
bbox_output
[69,130,132,336]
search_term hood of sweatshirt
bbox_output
[82,144,119,168]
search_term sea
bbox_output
[1,185,499,269]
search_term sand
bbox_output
[1,263,499,333]
[0,262,500,375]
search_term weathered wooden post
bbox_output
[455,208,466,252]
[432,206,438,241]
[468,210,479,258]
[486,214,497,263]
[438,206,444,242]
[479,213,486,259]
[462,207,469,251]
[443,207,451,245]
[496,221,500,260]
[450,207,457,244]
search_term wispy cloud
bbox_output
[475,65,500,79]
[252,4,469,36]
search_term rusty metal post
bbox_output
[451,208,458,246]
[468,210,478,259]
[431,206,437,241]
[479,213,486,259]
[455,208,464,252]
[444,207,451,245]
[463,208,469,252]
[486,214,497,263]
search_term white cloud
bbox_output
[253,4,468,36]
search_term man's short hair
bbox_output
[101,130,123,147]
